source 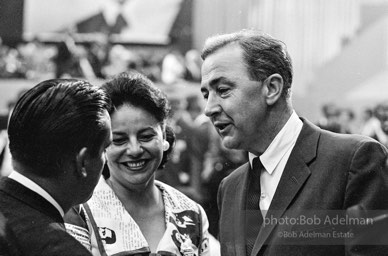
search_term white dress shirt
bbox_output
[8,171,65,217]
[249,111,303,217]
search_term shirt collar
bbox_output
[8,171,65,217]
[249,111,303,174]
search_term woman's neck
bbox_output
[106,178,162,210]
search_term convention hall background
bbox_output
[1,0,388,237]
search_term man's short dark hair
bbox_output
[8,79,110,177]
[201,29,293,97]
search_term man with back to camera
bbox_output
[0,79,112,255]
[200,29,388,256]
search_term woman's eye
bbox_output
[140,134,154,142]
[112,138,126,145]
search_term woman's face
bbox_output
[106,104,165,189]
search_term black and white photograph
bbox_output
[0,0,388,255]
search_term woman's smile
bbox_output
[121,160,147,170]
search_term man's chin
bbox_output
[78,190,94,205]
[222,137,240,150]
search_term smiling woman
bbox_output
[106,104,166,189]
[64,71,211,256]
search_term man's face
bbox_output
[82,111,112,201]
[200,44,268,151]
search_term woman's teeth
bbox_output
[124,160,146,168]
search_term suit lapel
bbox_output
[0,177,64,224]
[251,157,311,255]
[251,118,320,256]
[233,164,250,255]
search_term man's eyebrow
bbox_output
[208,77,221,88]
[201,77,234,94]
[201,78,220,95]
[210,77,235,88]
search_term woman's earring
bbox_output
[81,167,87,178]
[163,140,170,151]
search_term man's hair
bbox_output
[201,29,293,97]
[101,71,175,170]
[8,79,110,177]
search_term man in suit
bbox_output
[200,29,388,255]
[0,79,112,255]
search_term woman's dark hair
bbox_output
[8,79,110,177]
[101,71,175,176]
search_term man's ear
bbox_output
[264,73,284,106]
[75,147,88,178]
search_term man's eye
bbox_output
[201,89,208,99]
[217,87,230,95]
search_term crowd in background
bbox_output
[0,34,202,85]
[2,35,388,238]
[317,102,388,148]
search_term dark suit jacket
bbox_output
[0,211,22,256]
[345,204,388,255]
[0,177,92,256]
[217,118,388,256]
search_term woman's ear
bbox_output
[75,147,88,178]
[264,73,284,106]
[163,140,170,151]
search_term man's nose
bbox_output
[204,94,221,117]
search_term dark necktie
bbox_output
[245,157,264,256]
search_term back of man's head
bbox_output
[8,79,110,177]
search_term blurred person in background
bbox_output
[84,37,110,79]
[201,129,247,238]
[157,94,204,203]
[0,79,112,255]
[359,107,381,140]
[184,49,202,82]
[337,107,356,134]
[0,37,26,79]
[373,102,388,148]
[0,88,29,177]
[359,104,388,147]
[53,31,97,80]
[184,93,248,237]
[161,50,186,85]
[53,33,83,78]
[102,44,135,78]
[184,94,212,203]
[317,103,341,133]
[200,29,388,256]
[17,37,57,79]
[140,56,162,82]
[65,72,212,256]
